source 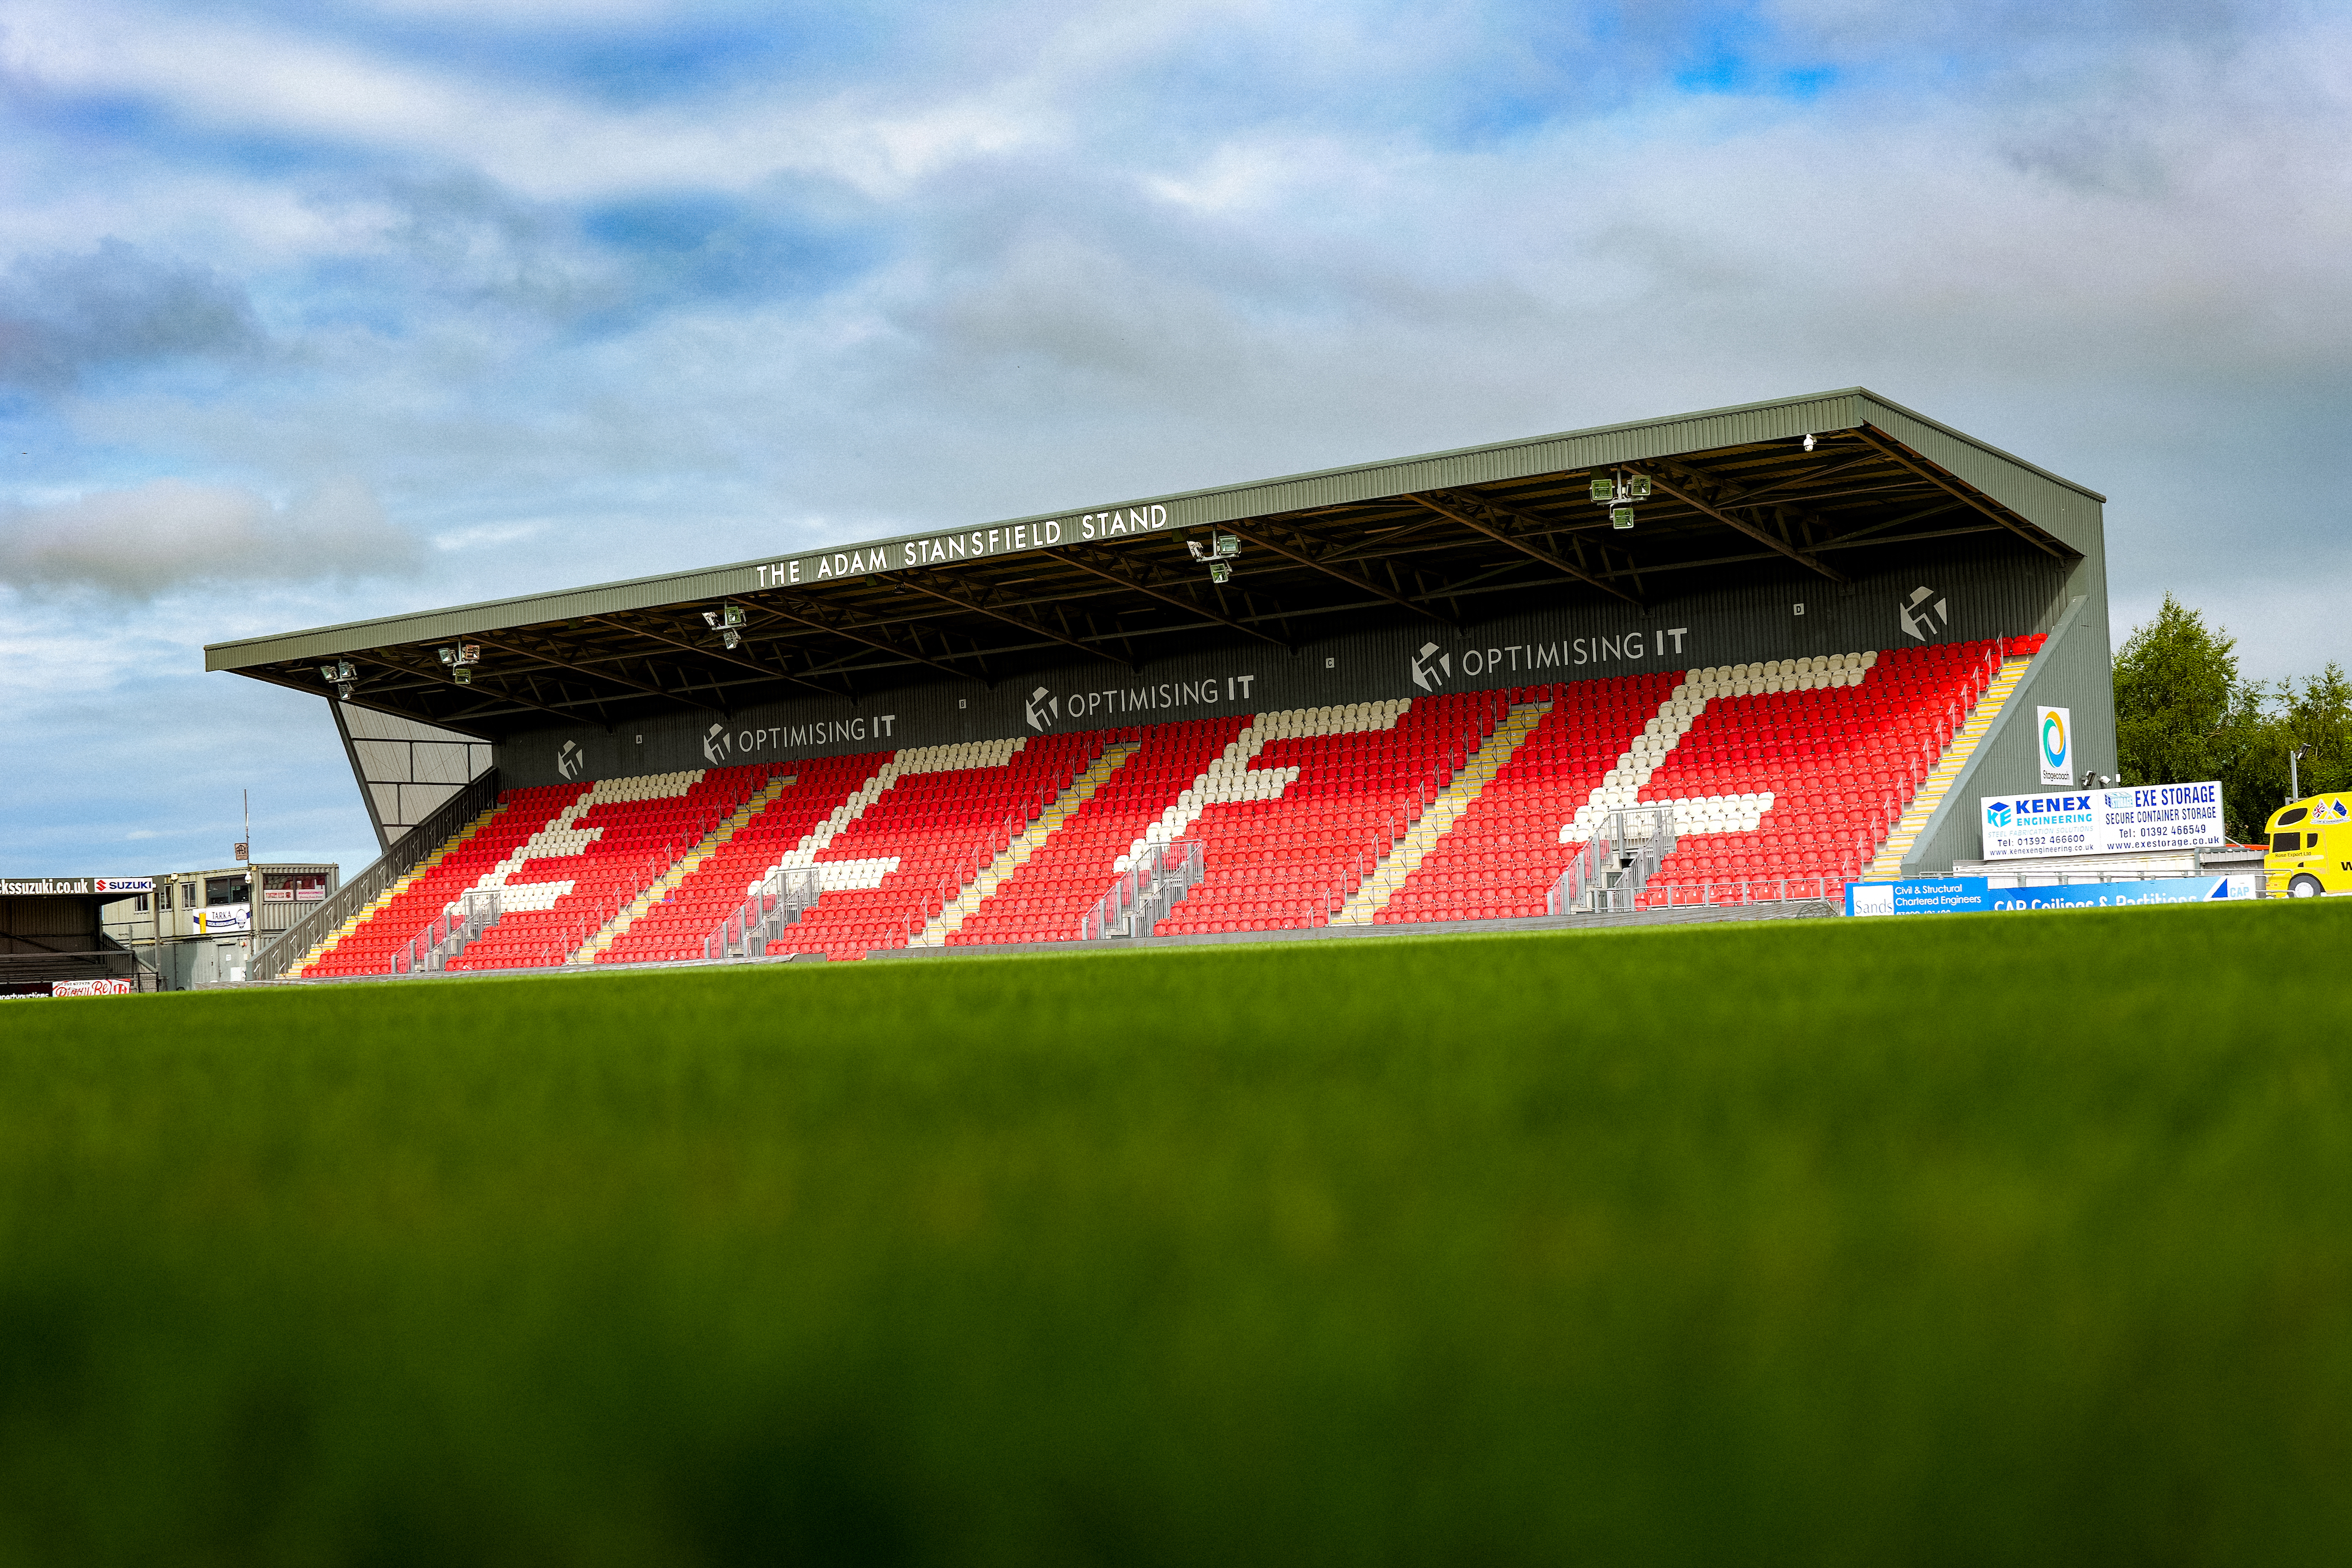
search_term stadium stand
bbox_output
[292,633,2043,973]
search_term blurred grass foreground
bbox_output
[2,902,2350,1564]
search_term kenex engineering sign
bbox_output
[1980,782,2225,861]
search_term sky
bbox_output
[2,0,2347,878]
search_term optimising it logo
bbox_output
[703,723,733,765]
[556,740,582,781]
[1024,686,1060,733]
[1899,586,1950,641]
[1410,642,1451,692]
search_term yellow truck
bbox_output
[2266,794,2351,897]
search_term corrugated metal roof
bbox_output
[205,387,2100,672]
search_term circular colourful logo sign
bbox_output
[2042,711,2067,767]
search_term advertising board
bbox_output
[1847,875,2254,917]
[189,904,253,934]
[1979,783,2224,861]
[51,978,135,997]
[2036,707,2073,787]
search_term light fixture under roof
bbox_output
[1187,531,1241,583]
[318,658,358,700]
[1591,469,1650,528]
[703,603,748,650]
[436,644,481,685]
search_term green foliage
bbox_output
[5,909,2352,1564]
[2233,664,2352,818]
[2114,595,2352,835]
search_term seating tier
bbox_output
[771,734,1101,961]
[303,634,2045,972]
[1154,693,1519,937]
[1377,674,1669,924]
[950,717,1251,947]
[446,765,776,971]
[594,753,888,965]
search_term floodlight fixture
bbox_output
[1187,531,1241,583]
[1592,468,1647,528]
[437,644,482,680]
[319,658,358,700]
[453,666,473,686]
[1802,433,1816,452]
[703,604,748,650]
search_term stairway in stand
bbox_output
[572,774,797,963]
[1866,656,2033,877]
[1331,703,1549,925]
[289,802,507,978]
[910,744,1140,948]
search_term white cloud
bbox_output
[4,0,1063,200]
[0,479,425,599]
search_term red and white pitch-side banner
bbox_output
[52,978,135,997]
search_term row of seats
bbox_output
[445,766,774,972]
[302,635,2041,973]
[596,753,887,965]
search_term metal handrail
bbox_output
[1548,805,1679,915]
[1080,838,1204,940]
[390,888,503,976]
[702,866,821,962]
[252,770,502,980]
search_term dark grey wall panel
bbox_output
[498,554,2089,789]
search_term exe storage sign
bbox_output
[1980,783,2225,861]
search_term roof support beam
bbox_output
[1852,426,2074,559]
[467,631,727,716]
[368,648,588,727]
[242,665,500,741]
[1214,518,1452,624]
[1627,461,1847,582]
[584,614,844,700]
[749,591,976,681]
[1404,490,1643,606]
[893,567,1126,668]
[1041,544,1291,649]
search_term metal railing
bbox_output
[703,866,821,961]
[1080,838,1204,940]
[253,771,502,981]
[1548,806,1679,915]
[1627,874,1850,911]
[390,889,502,976]
[0,944,160,992]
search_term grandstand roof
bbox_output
[206,387,2104,741]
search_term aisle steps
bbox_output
[1331,703,1549,925]
[911,743,1140,947]
[1866,656,2034,877]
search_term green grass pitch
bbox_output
[3,902,2349,1564]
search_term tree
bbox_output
[2113,597,2352,839]
[2233,664,2352,819]
[2113,596,2264,824]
